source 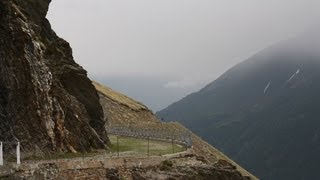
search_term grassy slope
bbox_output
[109,135,185,156]
[93,81,147,111]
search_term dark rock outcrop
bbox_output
[0,0,108,153]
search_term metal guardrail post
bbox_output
[0,142,3,166]
[172,137,175,154]
[34,145,37,163]
[17,142,21,165]
[117,136,119,157]
[147,137,150,157]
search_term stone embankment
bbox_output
[0,148,251,180]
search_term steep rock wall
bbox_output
[0,0,108,153]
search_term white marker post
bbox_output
[0,142,3,166]
[16,142,20,165]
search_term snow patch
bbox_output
[287,69,300,83]
[264,82,271,94]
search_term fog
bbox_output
[47,0,320,111]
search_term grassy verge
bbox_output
[20,151,102,161]
[109,135,186,156]
[9,136,186,162]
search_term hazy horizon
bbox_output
[47,0,320,111]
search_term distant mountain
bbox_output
[157,33,320,180]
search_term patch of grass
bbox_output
[93,81,147,111]
[109,135,186,156]
[22,151,102,161]
[45,152,101,160]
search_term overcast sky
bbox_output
[47,0,320,111]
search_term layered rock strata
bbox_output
[0,0,108,153]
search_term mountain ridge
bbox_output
[157,34,320,179]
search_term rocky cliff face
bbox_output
[0,0,108,153]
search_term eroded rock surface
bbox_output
[8,154,252,180]
[0,0,108,153]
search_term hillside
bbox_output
[93,81,257,180]
[157,33,320,179]
[93,81,159,127]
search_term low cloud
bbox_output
[163,75,214,89]
[163,79,198,89]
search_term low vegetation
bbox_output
[93,81,147,111]
[109,135,186,156]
